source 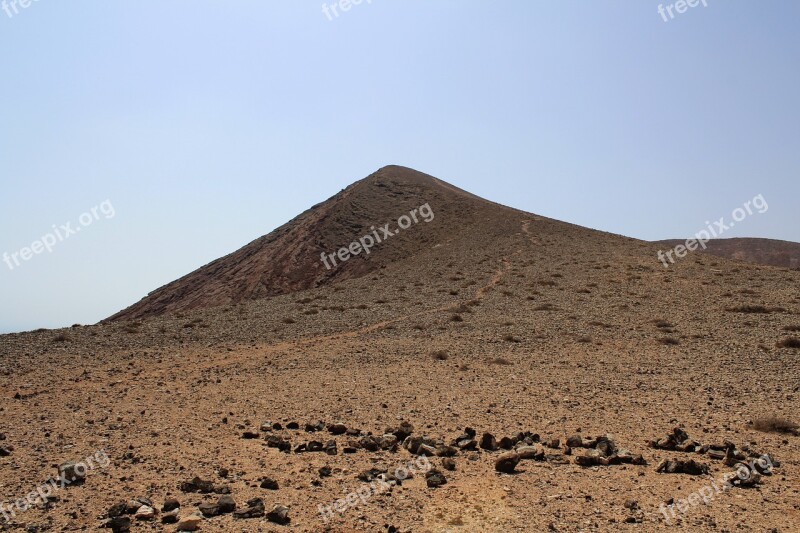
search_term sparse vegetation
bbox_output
[488,357,513,366]
[783,325,800,332]
[432,350,448,361]
[727,305,785,314]
[659,337,680,345]
[52,333,68,343]
[752,416,799,434]
[776,337,800,349]
[502,334,521,343]
[282,317,295,324]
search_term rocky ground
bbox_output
[1,169,799,532]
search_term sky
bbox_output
[1,0,798,333]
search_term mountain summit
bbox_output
[108,166,534,321]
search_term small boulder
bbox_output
[495,452,521,473]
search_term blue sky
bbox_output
[1,1,798,333]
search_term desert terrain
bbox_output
[1,166,798,532]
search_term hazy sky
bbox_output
[1,1,798,333]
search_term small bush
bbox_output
[502,334,521,343]
[282,317,295,324]
[776,337,800,349]
[576,336,592,343]
[753,416,799,434]
[659,337,680,346]
[52,334,68,343]
[727,305,785,314]
[488,357,513,366]
[783,325,800,332]
[451,314,464,322]
[534,304,556,311]
[432,350,449,361]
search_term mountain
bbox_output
[108,165,623,321]
[654,237,800,269]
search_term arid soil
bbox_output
[1,166,799,532]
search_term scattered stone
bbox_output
[358,468,385,482]
[242,431,259,439]
[234,498,265,519]
[59,461,87,483]
[436,445,458,457]
[656,459,709,475]
[517,445,545,461]
[266,504,290,525]
[135,505,155,520]
[575,449,607,466]
[495,451,521,473]
[318,466,332,478]
[162,498,180,513]
[307,440,324,452]
[180,477,228,494]
[442,457,456,471]
[498,436,515,450]
[624,499,639,510]
[378,434,399,450]
[260,477,279,490]
[328,423,347,435]
[305,421,325,432]
[101,516,131,532]
[217,495,236,514]
[176,512,203,531]
[648,427,699,451]
[265,435,291,452]
[199,501,220,517]
[546,438,560,449]
[425,469,448,488]
[324,440,338,455]
[0,446,11,457]
[360,435,379,452]
[161,509,180,524]
[286,422,300,430]
[388,421,415,441]
[480,432,498,451]
[566,435,584,448]
[107,502,128,517]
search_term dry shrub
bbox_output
[488,357,513,366]
[783,325,800,332]
[52,334,68,343]
[659,337,680,346]
[727,305,785,314]
[534,304,556,311]
[432,350,448,361]
[451,314,464,322]
[503,334,521,343]
[577,336,592,343]
[776,337,800,349]
[282,317,295,324]
[753,416,799,434]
